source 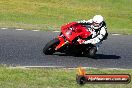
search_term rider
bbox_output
[77,15,108,50]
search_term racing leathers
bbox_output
[78,19,108,50]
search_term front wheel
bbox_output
[43,38,60,55]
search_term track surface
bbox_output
[0,29,132,69]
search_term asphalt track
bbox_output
[0,29,132,69]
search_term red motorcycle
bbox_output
[43,22,97,57]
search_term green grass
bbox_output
[0,66,132,88]
[0,0,132,34]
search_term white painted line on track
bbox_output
[32,30,40,31]
[65,67,132,70]
[112,34,121,35]
[16,29,24,30]
[9,66,132,70]
[1,28,8,30]
[23,66,65,68]
[9,66,65,69]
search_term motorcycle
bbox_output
[43,22,97,58]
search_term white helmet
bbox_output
[92,15,104,29]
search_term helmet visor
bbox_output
[92,22,100,27]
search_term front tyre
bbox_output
[43,38,60,55]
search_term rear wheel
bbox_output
[43,38,60,55]
[84,46,97,58]
[88,47,97,58]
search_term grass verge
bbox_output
[0,0,132,34]
[0,66,132,88]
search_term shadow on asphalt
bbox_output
[54,53,121,59]
[94,54,121,59]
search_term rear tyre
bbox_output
[43,38,60,55]
[88,47,97,58]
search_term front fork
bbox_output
[55,36,69,50]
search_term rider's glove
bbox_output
[77,39,85,44]
[83,40,92,44]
